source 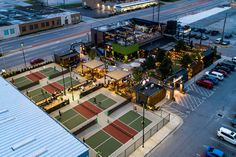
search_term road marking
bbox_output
[210,137,236,152]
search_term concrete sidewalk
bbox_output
[129,111,183,157]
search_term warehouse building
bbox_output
[0,77,89,157]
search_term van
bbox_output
[205,71,224,81]
[217,127,236,145]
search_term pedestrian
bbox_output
[94,97,97,104]
[59,110,62,117]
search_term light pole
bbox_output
[20,42,27,68]
[69,66,75,101]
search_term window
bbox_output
[41,23,45,28]
[10,29,15,34]
[57,19,61,25]
[22,26,26,32]
[4,30,9,36]
[46,22,49,27]
[29,25,33,30]
[52,21,55,26]
[34,24,38,29]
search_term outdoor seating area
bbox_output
[81,60,106,80]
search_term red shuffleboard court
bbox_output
[51,82,64,91]
[74,101,102,119]
[26,72,45,82]
[103,120,138,144]
[43,82,63,94]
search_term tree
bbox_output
[159,57,173,79]
[156,49,166,62]
[88,48,96,60]
[144,55,156,69]
[180,53,193,69]
[132,67,143,83]
[175,40,186,52]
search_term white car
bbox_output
[217,127,236,145]
[205,71,224,81]
[232,57,236,64]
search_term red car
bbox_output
[30,58,44,65]
[196,79,213,89]
[211,69,228,77]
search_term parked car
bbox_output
[232,57,236,64]
[205,71,224,81]
[205,30,211,34]
[211,68,228,77]
[206,146,225,157]
[214,38,230,45]
[196,79,214,89]
[224,33,233,39]
[189,33,197,38]
[201,75,218,85]
[217,127,236,145]
[195,34,201,39]
[232,114,236,128]
[211,30,220,36]
[217,62,235,71]
[192,27,199,32]
[214,65,231,73]
[201,35,209,40]
[30,58,44,65]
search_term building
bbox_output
[0,6,80,40]
[82,0,158,12]
[91,18,165,62]
[134,81,166,106]
[54,50,80,67]
[0,77,89,157]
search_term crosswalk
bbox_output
[186,83,214,98]
[174,91,204,111]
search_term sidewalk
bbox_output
[129,110,183,157]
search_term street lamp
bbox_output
[20,42,27,68]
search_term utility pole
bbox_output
[69,66,74,101]
[157,0,161,29]
[20,42,27,69]
[221,13,228,43]
[142,102,145,148]
[62,67,66,95]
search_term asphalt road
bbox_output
[149,65,236,157]
[0,0,227,70]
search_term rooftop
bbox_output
[0,77,88,157]
[134,82,163,97]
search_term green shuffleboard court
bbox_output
[89,94,117,110]
[27,88,51,103]
[57,77,79,88]
[13,76,33,88]
[40,67,60,77]
[55,109,86,130]
[86,130,122,157]
[119,110,152,132]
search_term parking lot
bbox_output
[150,58,236,157]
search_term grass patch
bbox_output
[57,3,82,9]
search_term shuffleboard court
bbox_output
[57,77,79,89]
[26,72,45,82]
[86,130,122,157]
[89,93,117,110]
[56,109,87,130]
[12,76,33,88]
[27,88,51,103]
[40,67,60,77]
[119,110,152,132]
[74,101,102,119]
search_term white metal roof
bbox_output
[0,77,88,157]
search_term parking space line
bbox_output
[220,124,236,131]
[210,137,236,152]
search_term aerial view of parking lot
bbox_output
[0,0,236,157]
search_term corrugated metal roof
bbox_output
[0,77,88,157]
